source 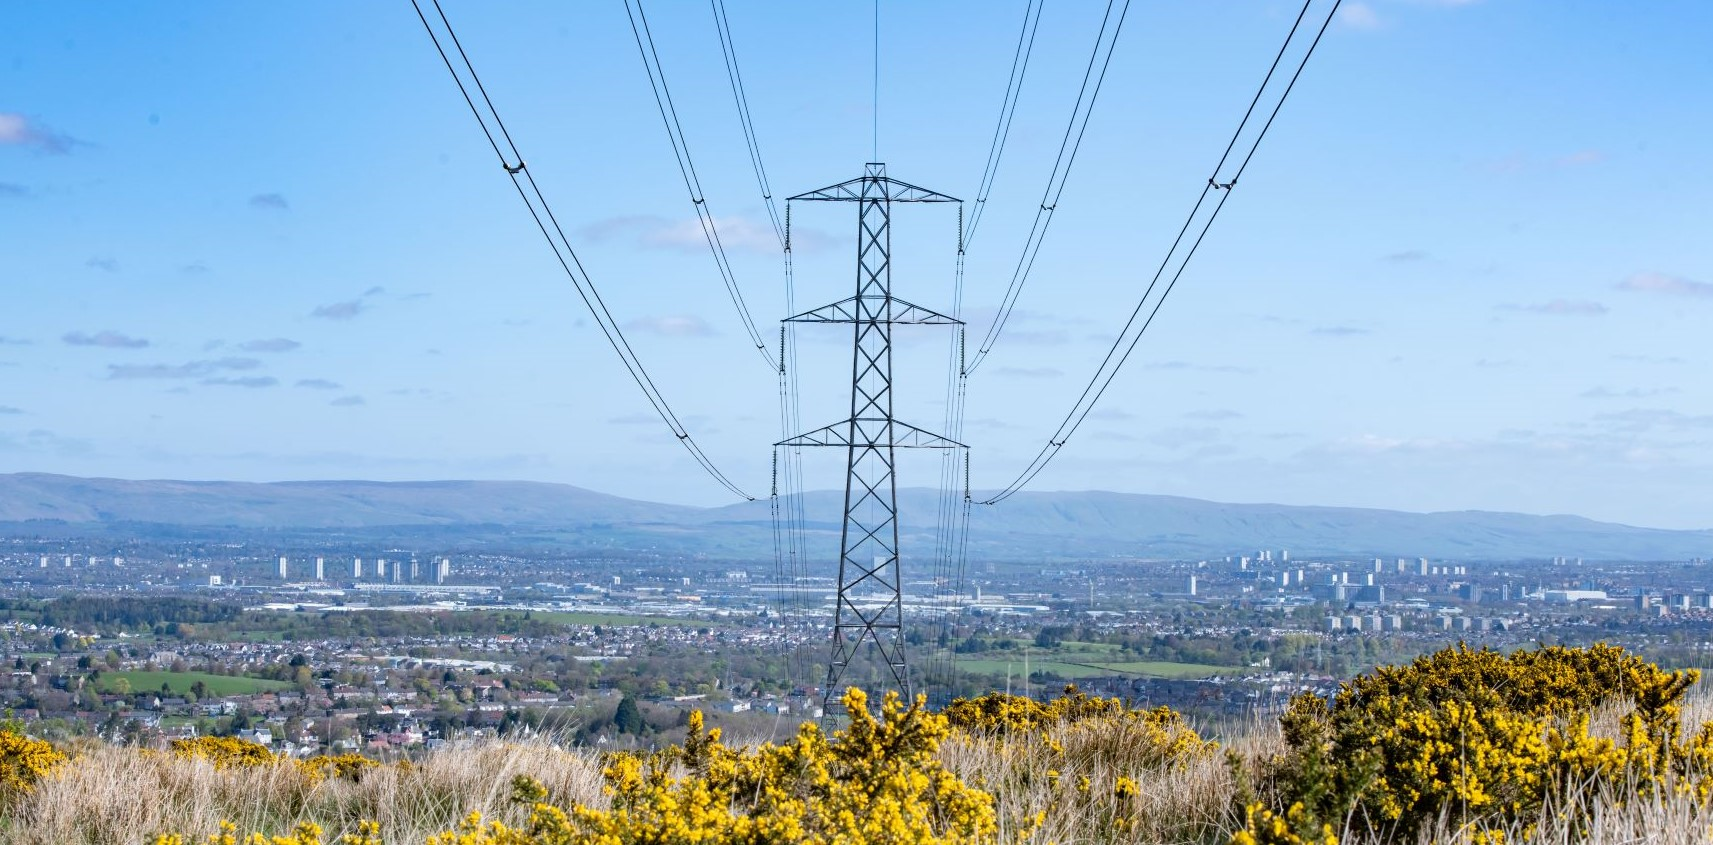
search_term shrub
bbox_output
[1263,642,1702,842]
[0,728,66,803]
[943,687,1221,842]
[154,688,1001,845]
[171,735,279,768]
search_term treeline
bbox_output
[23,596,240,631]
[204,609,565,642]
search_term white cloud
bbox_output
[106,357,260,380]
[579,214,831,254]
[311,300,365,320]
[1496,299,1608,316]
[0,112,83,154]
[1337,3,1383,30]
[1618,272,1713,298]
[239,338,301,353]
[63,330,149,349]
[623,315,716,337]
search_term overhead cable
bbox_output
[964,0,1046,250]
[623,0,775,369]
[709,0,785,247]
[410,0,754,501]
[982,0,1341,505]
[966,0,1130,375]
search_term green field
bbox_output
[528,611,711,628]
[953,658,1243,680]
[95,670,292,696]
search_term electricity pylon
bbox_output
[779,163,962,711]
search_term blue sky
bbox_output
[3,1,1711,529]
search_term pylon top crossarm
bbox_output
[785,295,961,325]
[788,163,959,204]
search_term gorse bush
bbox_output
[172,736,281,769]
[170,735,386,788]
[943,687,1222,843]
[0,728,65,804]
[153,688,1003,845]
[1257,642,1705,843]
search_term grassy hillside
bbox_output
[8,644,1713,845]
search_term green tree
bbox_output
[614,694,645,735]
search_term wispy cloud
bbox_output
[311,287,388,320]
[0,406,22,415]
[0,112,86,154]
[1612,353,1687,365]
[63,330,149,349]
[1337,2,1382,29]
[238,338,301,353]
[249,192,289,210]
[0,337,29,346]
[106,357,260,380]
[1384,249,1428,263]
[295,378,342,390]
[311,300,365,320]
[623,315,715,337]
[1144,360,1256,374]
[1595,408,1713,431]
[201,376,278,388]
[85,257,119,273]
[330,395,365,407]
[1581,386,1679,400]
[1618,272,1713,298]
[1496,299,1608,316]
[0,183,29,198]
[0,428,94,457]
[579,214,830,254]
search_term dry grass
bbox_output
[12,692,1713,844]
[1401,776,1713,845]
[5,741,605,845]
[939,713,1276,845]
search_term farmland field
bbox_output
[95,670,293,696]
[953,657,1242,680]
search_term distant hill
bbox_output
[1,472,1709,561]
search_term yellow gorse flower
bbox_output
[0,728,66,802]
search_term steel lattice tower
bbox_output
[780,163,962,710]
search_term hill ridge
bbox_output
[1,472,1708,560]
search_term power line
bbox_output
[966,0,1130,375]
[964,0,1046,250]
[623,0,775,369]
[410,0,754,501]
[931,0,1046,693]
[706,0,812,685]
[709,0,785,247]
[981,0,1341,505]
